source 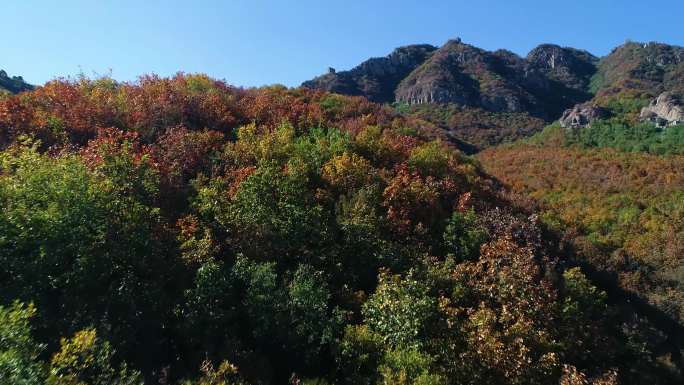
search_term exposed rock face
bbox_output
[303,39,598,120]
[526,44,598,91]
[303,39,684,128]
[640,92,684,127]
[301,44,437,103]
[394,40,550,116]
[495,49,550,92]
[394,40,483,106]
[559,102,609,129]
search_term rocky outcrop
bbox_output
[301,44,437,103]
[0,70,33,94]
[394,39,551,116]
[640,92,684,127]
[303,39,684,124]
[303,39,597,120]
[559,102,609,129]
[526,44,598,91]
[394,40,483,106]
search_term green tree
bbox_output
[379,348,445,385]
[47,328,142,385]
[220,163,330,262]
[0,302,46,385]
[362,271,439,349]
[0,141,179,373]
[182,261,240,367]
[442,209,487,261]
[334,325,383,385]
[407,140,452,178]
[287,264,341,363]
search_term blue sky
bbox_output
[3,0,683,87]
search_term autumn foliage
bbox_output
[0,74,679,384]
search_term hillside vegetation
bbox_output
[477,36,684,351]
[479,121,684,383]
[0,74,680,385]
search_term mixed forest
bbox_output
[1,38,684,385]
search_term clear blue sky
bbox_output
[3,0,683,87]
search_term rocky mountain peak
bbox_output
[526,44,598,91]
[301,44,436,102]
[0,69,33,94]
[303,39,684,132]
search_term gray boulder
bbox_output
[640,92,684,127]
[559,102,609,129]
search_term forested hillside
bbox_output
[478,40,684,351]
[478,119,684,385]
[476,42,684,383]
[1,74,680,385]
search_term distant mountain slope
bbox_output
[557,41,684,127]
[304,39,598,119]
[592,41,684,97]
[304,39,684,148]
[395,40,598,120]
[475,43,684,366]
[0,70,33,94]
[395,40,540,114]
[303,39,600,148]
[301,44,436,103]
[527,44,598,91]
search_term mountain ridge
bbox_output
[0,69,33,94]
[303,38,684,148]
[303,38,600,117]
[302,44,437,103]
